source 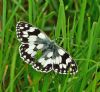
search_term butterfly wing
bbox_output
[16,21,50,43]
[53,48,78,74]
[16,21,52,72]
[19,43,53,72]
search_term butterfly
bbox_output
[16,21,78,74]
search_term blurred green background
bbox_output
[1,0,100,92]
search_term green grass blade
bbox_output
[79,22,96,92]
[55,0,63,38]
[0,0,6,91]
[77,0,87,45]
[28,0,33,23]
[55,0,67,49]
[9,45,18,92]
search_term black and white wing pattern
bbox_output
[16,21,78,74]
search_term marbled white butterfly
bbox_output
[16,21,78,74]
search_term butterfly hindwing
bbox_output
[16,21,78,74]
[19,43,37,64]
[19,43,53,72]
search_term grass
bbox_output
[1,0,100,92]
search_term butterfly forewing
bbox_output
[16,21,49,43]
[53,48,78,74]
[16,21,78,74]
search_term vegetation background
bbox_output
[1,0,100,92]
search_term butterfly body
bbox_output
[16,21,78,74]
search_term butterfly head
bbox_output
[48,41,56,49]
